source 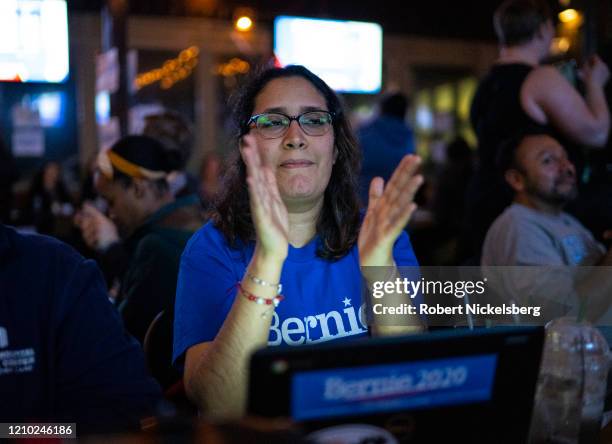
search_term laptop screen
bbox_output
[291,354,497,421]
[249,327,543,443]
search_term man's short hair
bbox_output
[496,128,556,174]
[494,0,552,46]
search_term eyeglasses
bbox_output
[247,110,334,139]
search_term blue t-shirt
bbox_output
[173,222,419,363]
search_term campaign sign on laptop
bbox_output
[291,354,497,421]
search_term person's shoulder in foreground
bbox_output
[0,224,161,433]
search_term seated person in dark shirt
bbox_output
[0,223,161,433]
[76,111,199,292]
[76,136,203,345]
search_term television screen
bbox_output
[274,16,382,94]
[0,0,69,83]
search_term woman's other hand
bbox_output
[358,154,423,267]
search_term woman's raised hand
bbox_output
[358,154,423,267]
[242,134,289,263]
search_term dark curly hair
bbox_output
[212,65,361,260]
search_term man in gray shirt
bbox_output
[482,133,612,322]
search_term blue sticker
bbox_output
[291,355,497,421]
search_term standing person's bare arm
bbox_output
[522,55,610,147]
[183,135,288,418]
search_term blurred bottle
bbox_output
[529,317,609,444]
[555,59,578,88]
[580,324,609,442]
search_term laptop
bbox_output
[248,327,544,443]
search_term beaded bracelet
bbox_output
[238,282,284,308]
[246,272,282,294]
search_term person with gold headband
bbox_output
[78,135,203,389]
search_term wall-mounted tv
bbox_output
[0,0,69,83]
[274,16,382,94]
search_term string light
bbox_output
[135,46,200,90]
[216,58,250,77]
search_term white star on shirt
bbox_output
[342,297,352,307]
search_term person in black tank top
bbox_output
[463,0,610,262]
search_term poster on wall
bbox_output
[98,117,121,152]
[12,127,45,157]
[11,100,44,157]
[96,47,119,94]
